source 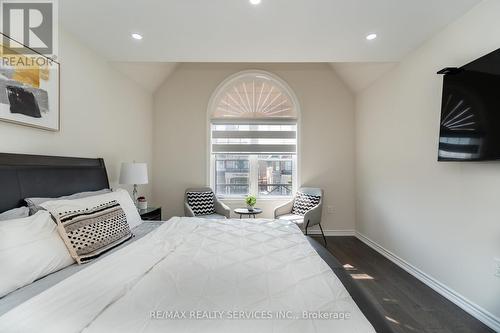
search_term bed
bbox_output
[0,153,388,332]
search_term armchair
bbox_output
[274,187,326,245]
[184,187,230,219]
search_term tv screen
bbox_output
[438,48,500,161]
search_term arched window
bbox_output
[210,71,299,119]
[209,71,299,198]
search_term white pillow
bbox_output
[0,207,30,221]
[25,189,111,213]
[41,189,142,229]
[0,211,74,297]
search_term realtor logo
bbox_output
[0,0,57,56]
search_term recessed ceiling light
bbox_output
[366,33,377,41]
[131,33,143,40]
[249,0,261,5]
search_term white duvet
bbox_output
[0,217,375,333]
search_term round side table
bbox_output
[234,208,263,219]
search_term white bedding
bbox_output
[0,217,375,333]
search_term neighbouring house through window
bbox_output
[209,71,299,198]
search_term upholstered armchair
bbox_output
[274,187,326,245]
[184,187,230,219]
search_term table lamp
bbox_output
[119,162,148,205]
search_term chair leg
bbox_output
[304,220,310,236]
[318,223,327,247]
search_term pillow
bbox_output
[93,189,143,228]
[187,191,216,216]
[37,189,142,229]
[0,211,74,297]
[25,188,111,214]
[0,206,29,221]
[291,192,321,216]
[43,198,133,264]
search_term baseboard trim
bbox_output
[306,229,355,236]
[355,232,500,332]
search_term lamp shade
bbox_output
[119,162,148,185]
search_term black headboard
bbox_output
[0,153,110,213]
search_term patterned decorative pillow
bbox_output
[187,191,216,216]
[50,200,132,264]
[291,192,321,216]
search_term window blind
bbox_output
[211,124,297,154]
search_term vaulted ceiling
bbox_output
[110,62,178,93]
[111,61,399,94]
[330,62,397,93]
[61,0,480,62]
[62,0,481,93]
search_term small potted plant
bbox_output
[245,195,257,211]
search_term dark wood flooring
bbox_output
[311,236,493,333]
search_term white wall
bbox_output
[153,63,355,233]
[0,29,153,197]
[356,0,500,325]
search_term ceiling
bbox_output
[330,62,397,93]
[111,61,399,94]
[110,62,178,92]
[60,0,481,63]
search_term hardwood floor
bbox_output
[312,236,493,333]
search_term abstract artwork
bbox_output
[0,33,59,131]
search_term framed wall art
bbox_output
[0,33,59,131]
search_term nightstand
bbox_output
[139,206,162,221]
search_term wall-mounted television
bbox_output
[438,48,500,161]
